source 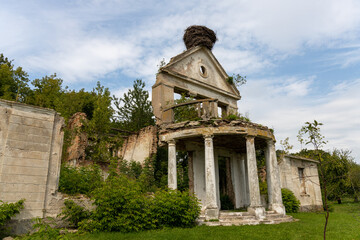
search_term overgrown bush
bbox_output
[59,199,91,228]
[0,199,24,235]
[20,217,67,240]
[79,175,155,233]
[58,164,102,195]
[281,188,300,213]
[152,189,200,228]
[77,175,200,233]
[118,159,143,179]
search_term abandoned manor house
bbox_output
[0,26,322,230]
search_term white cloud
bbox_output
[238,78,360,162]
[1,0,360,162]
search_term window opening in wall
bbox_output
[298,167,306,194]
[199,65,207,77]
[174,92,182,100]
[218,106,222,118]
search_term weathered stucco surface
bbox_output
[0,99,64,219]
[152,46,240,124]
[279,155,323,211]
[118,125,157,163]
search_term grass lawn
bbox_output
[67,200,360,240]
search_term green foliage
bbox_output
[56,89,97,121]
[348,162,360,201]
[113,79,154,132]
[58,165,102,195]
[59,200,91,228]
[79,175,156,233]
[78,175,200,233]
[259,181,268,195]
[297,149,353,201]
[118,159,143,179]
[151,189,200,228]
[298,120,327,150]
[153,147,169,189]
[224,113,250,122]
[173,94,199,123]
[226,74,247,87]
[58,200,360,240]
[84,82,115,163]
[281,188,300,213]
[280,137,293,154]
[26,74,64,109]
[20,217,68,240]
[0,199,24,232]
[0,53,30,102]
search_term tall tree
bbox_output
[27,74,64,109]
[84,82,114,163]
[113,79,154,132]
[0,53,30,102]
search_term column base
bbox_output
[205,208,219,220]
[269,203,286,215]
[247,206,265,219]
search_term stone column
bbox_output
[239,154,248,207]
[243,154,250,206]
[265,139,286,215]
[204,134,219,219]
[245,135,265,219]
[188,151,194,194]
[168,139,177,190]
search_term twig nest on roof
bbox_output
[183,25,217,50]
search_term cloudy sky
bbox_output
[1,0,360,162]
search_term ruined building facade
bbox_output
[151,45,286,221]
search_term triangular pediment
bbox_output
[161,46,240,98]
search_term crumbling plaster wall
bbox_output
[279,155,323,211]
[119,125,157,164]
[0,99,64,219]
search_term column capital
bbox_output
[245,135,255,141]
[203,134,214,140]
[266,139,275,146]
[167,139,176,145]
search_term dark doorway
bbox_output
[218,156,235,210]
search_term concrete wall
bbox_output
[0,99,64,219]
[119,125,157,164]
[279,155,323,211]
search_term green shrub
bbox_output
[0,199,24,235]
[58,164,102,195]
[152,189,200,228]
[59,199,91,228]
[281,188,300,213]
[118,159,143,179]
[78,175,200,233]
[79,175,155,233]
[20,217,67,240]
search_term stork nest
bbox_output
[183,25,217,50]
